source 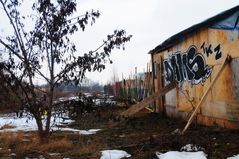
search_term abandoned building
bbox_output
[148,5,239,129]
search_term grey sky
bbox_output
[75,0,238,84]
[0,0,238,85]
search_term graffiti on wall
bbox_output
[200,42,222,60]
[163,44,222,85]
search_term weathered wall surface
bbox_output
[153,27,239,127]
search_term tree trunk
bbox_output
[45,108,52,133]
[38,130,50,143]
[34,112,50,143]
[34,114,44,142]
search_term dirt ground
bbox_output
[0,105,239,159]
[73,106,239,159]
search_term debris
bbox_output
[22,139,31,142]
[9,153,16,156]
[171,128,182,135]
[180,144,205,152]
[49,153,61,156]
[119,134,126,138]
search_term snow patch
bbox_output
[79,129,101,135]
[100,150,131,159]
[227,154,239,159]
[156,151,207,159]
[52,127,101,135]
[0,114,37,132]
[0,113,100,135]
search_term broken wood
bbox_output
[121,82,176,117]
[145,106,154,112]
[181,55,229,134]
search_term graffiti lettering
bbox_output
[214,44,222,60]
[164,45,212,85]
[201,42,222,60]
[200,42,213,57]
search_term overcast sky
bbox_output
[75,0,238,84]
[1,0,238,85]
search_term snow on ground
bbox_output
[0,113,37,131]
[156,144,207,159]
[1,113,237,159]
[180,144,204,152]
[0,113,100,135]
[156,151,207,159]
[0,113,74,132]
[78,129,101,135]
[100,150,131,159]
[54,95,117,106]
[52,127,101,135]
[228,154,239,159]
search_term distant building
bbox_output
[150,6,239,128]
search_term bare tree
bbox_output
[0,0,132,142]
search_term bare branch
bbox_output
[0,64,31,103]
[0,0,25,54]
[0,38,24,61]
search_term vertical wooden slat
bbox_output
[121,82,176,117]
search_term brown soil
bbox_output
[0,106,239,159]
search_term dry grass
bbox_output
[0,124,16,130]
[0,131,74,156]
[64,137,104,158]
[39,138,72,152]
[0,131,105,158]
[0,132,24,147]
[0,107,126,158]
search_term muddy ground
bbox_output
[0,105,239,159]
[72,106,239,159]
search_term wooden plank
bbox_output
[159,56,165,114]
[145,106,154,112]
[181,56,229,134]
[121,82,176,117]
[156,63,162,113]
